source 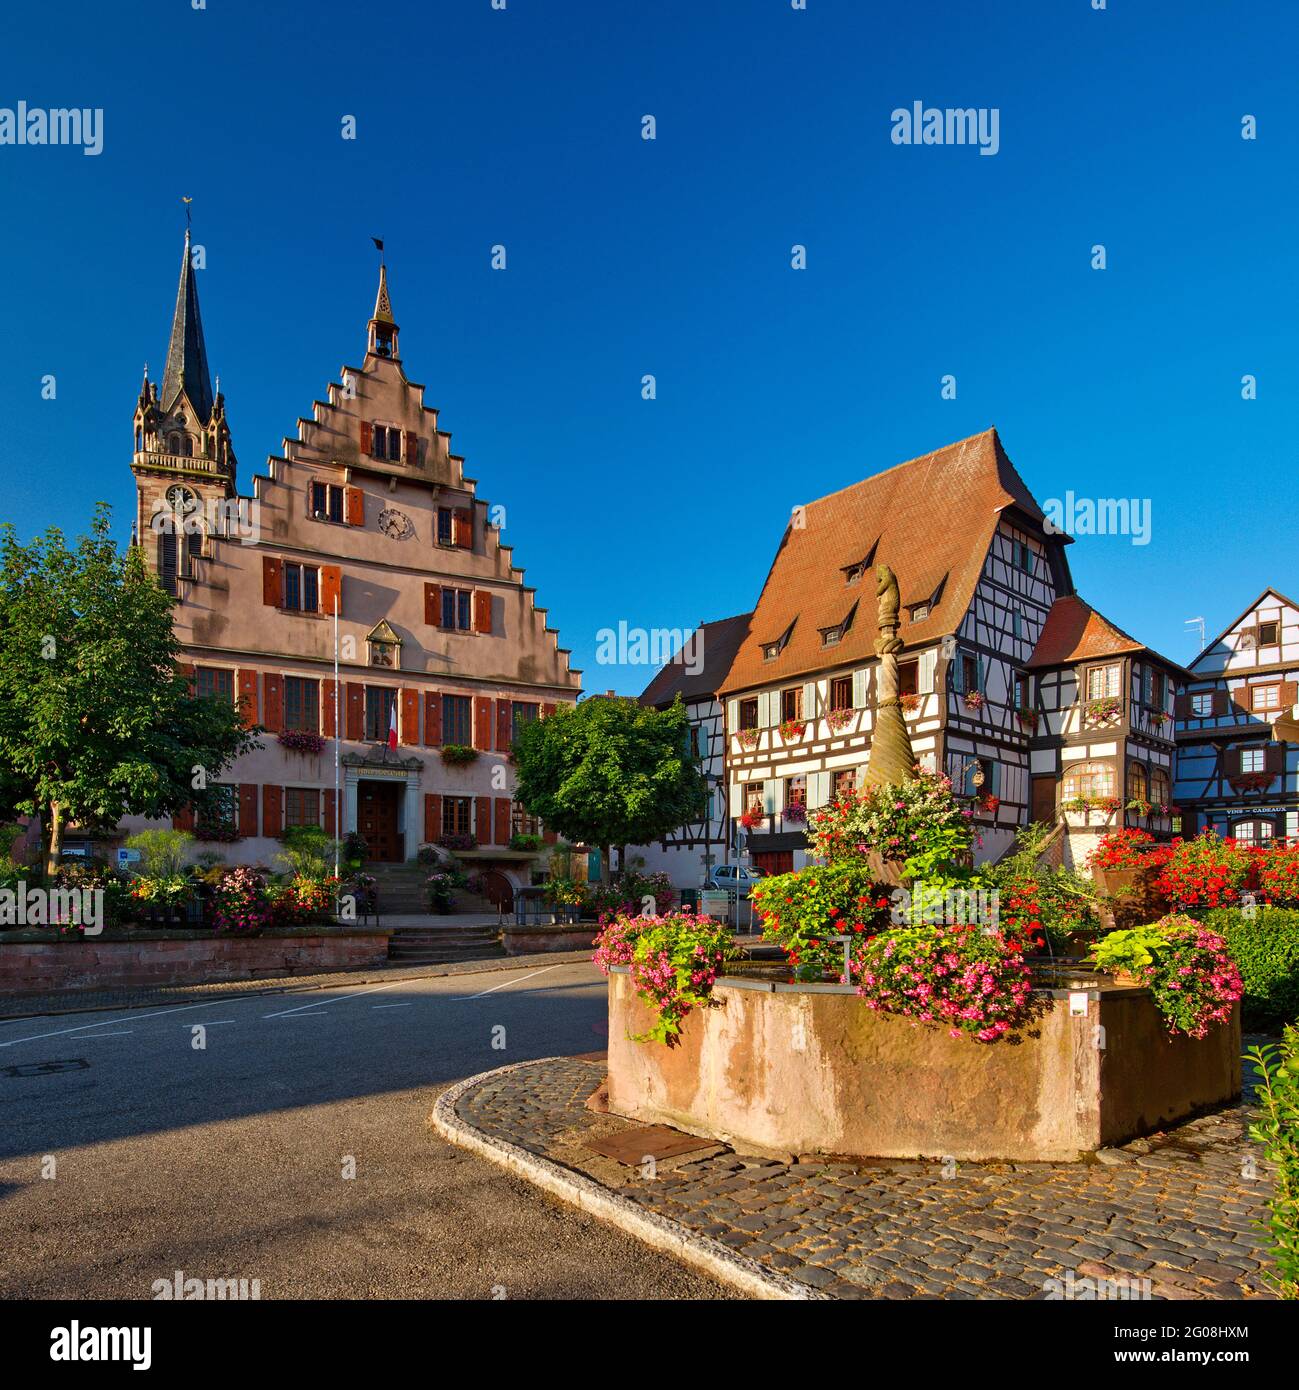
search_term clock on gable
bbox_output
[377,507,413,541]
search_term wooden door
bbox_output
[1031,776,1057,827]
[359,782,402,862]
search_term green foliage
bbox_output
[341,832,368,873]
[124,828,193,879]
[751,861,892,981]
[273,825,335,881]
[0,506,257,871]
[987,824,1103,952]
[1203,907,1299,1031]
[509,832,544,851]
[1247,1025,1299,1299]
[1089,924,1169,971]
[439,744,479,767]
[511,696,706,878]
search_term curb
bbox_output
[429,1058,829,1302]
[0,950,598,1022]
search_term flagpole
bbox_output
[333,598,341,884]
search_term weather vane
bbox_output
[182,194,193,229]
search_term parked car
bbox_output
[708,864,765,898]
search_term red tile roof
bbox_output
[718,428,1057,695]
[1024,595,1145,669]
[639,613,752,706]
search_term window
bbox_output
[1127,761,1149,802]
[512,701,540,742]
[442,694,472,746]
[821,625,843,648]
[909,602,931,622]
[785,775,806,809]
[1016,539,1035,573]
[832,768,856,800]
[1061,760,1115,801]
[511,802,541,838]
[689,725,704,759]
[369,638,398,668]
[746,785,765,813]
[157,530,178,596]
[781,688,803,721]
[1015,672,1031,709]
[739,698,758,731]
[1252,684,1281,712]
[1191,692,1214,717]
[1151,767,1170,806]
[436,507,454,545]
[1011,609,1023,639]
[282,563,319,613]
[1147,668,1166,709]
[196,667,234,702]
[198,784,238,838]
[762,642,780,661]
[899,660,919,698]
[1258,621,1280,647]
[372,425,402,461]
[310,482,345,523]
[1234,819,1276,845]
[830,676,853,712]
[285,788,320,828]
[1086,664,1120,700]
[961,653,979,692]
[364,687,397,742]
[442,796,472,838]
[284,677,319,732]
[1240,748,1265,774]
[441,588,473,631]
[844,561,866,586]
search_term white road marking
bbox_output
[0,999,236,1050]
[262,979,409,1019]
[454,965,563,1000]
[86,1031,134,1038]
[184,1020,236,1026]
[372,1003,413,1010]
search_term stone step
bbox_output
[387,944,506,963]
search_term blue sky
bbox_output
[1,0,1296,691]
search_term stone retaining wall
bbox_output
[503,924,599,956]
[606,972,1241,1162]
[0,928,391,995]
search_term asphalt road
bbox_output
[0,961,734,1300]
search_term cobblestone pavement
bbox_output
[0,949,595,1021]
[454,1054,1278,1301]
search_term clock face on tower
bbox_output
[165,484,197,513]
[378,507,413,540]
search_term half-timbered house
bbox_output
[633,613,751,888]
[1023,596,1187,866]
[1174,589,1299,844]
[715,429,1072,870]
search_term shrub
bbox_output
[1088,828,1157,871]
[1260,842,1299,908]
[1088,914,1243,1038]
[210,867,272,934]
[1246,1024,1299,1300]
[125,828,193,879]
[438,833,477,852]
[751,861,892,982]
[509,832,544,851]
[1202,907,1299,1030]
[427,871,462,912]
[850,922,1036,1043]
[1156,833,1258,909]
[273,825,335,881]
[586,870,674,919]
[269,875,339,926]
[989,825,1102,952]
[594,910,735,1045]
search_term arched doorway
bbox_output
[477,869,514,913]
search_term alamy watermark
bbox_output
[891,101,999,156]
[0,882,103,933]
[150,494,261,546]
[1043,492,1151,546]
[595,621,704,676]
[0,102,103,156]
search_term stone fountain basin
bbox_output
[604,969,1240,1163]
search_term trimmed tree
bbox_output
[511,695,706,882]
[0,505,257,876]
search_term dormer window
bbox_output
[762,642,780,661]
[820,602,857,648]
[844,563,865,586]
[909,602,931,622]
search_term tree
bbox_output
[511,695,706,882]
[0,505,258,876]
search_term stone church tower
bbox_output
[124,229,582,894]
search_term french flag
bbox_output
[388,700,398,751]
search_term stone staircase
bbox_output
[365,863,498,916]
[386,923,506,964]
[364,863,506,964]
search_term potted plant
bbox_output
[963,690,985,712]
[1015,705,1037,731]
[737,728,759,750]
[825,706,855,732]
[739,807,765,831]
[783,802,807,826]
[778,718,807,742]
[900,692,920,714]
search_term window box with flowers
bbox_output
[1090,795,1122,815]
[825,707,855,732]
[783,802,808,826]
[737,728,759,750]
[963,690,985,713]
[1125,797,1154,818]
[437,833,478,852]
[976,792,1000,817]
[1230,771,1275,794]
[899,693,920,714]
[739,807,765,831]
[1083,697,1123,728]
[1015,705,1038,732]
[778,718,807,743]
[277,730,326,756]
[440,744,479,767]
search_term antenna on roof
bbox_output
[1184,616,1205,652]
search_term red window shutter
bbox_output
[424,582,440,627]
[263,674,283,734]
[345,486,365,527]
[321,565,342,616]
[543,826,557,846]
[346,682,365,741]
[423,793,441,844]
[262,555,282,607]
[473,696,493,751]
[542,701,557,717]
[1212,690,1231,716]
[453,507,473,548]
[401,689,420,745]
[1264,744,1285,775]
[1180,808,1197,837]
[323,787,337,837]
[1173,693,1190,719]
[321,679,338,736]
[475,797,492,846]
[178,662,196,696]
[263,784,283,837]
[424,691,442,746]
[359,421,373,456]
[237,669,259,729]
[496,698,512,752]
[404,430,418,465]
[1280,681,1298,708]
[238,784,259,839]
[473,590,493,634]
[494,797,511,846]
[173,805,195,832]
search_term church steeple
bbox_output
[161,228,215,423]
[367,260,400,360]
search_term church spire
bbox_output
[367,251,400,359]
[161,227,214,423]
